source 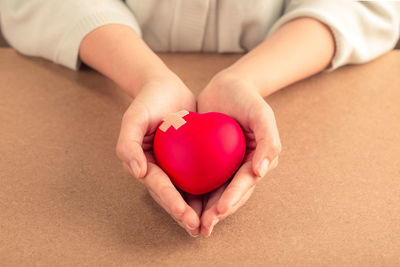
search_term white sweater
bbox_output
[1,0,399,71]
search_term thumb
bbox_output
[116,103,149,179]
[250,105,282,178]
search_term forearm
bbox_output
[79,24,176,97]
[222,17,335,97]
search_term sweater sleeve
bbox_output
[267,0,400,71]
[0,0,141,70]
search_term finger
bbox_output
[142,142,153,151]
[142,133,155,151]
[143,162,200,235]
[116,103,149,179]
[143,133,155,143]
[200,184,228,237]
[243,130,255,138]
[185,193,203,218]
[243,149,255,162]
[216,161,259,216]
[144,151,157,164]
[200,171,260,237]
[246,139,257,149]
[216,157,278,219]
[249,104,282,177]
[148,190,199,237]
[217,185,256,221]
[122,161,134,176]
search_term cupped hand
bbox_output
[116,76,202,237]
[197,72,282,237]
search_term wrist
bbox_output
[132,71,195,104]
[222,62,277,97]
[208,68,261,95]
[199,68,264,109]
[121,67,182,97]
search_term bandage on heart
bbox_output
[159,110,189,132]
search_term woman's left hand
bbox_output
[197,71,282,237]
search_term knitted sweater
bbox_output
[1,0,399,70]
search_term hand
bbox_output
[197,71,282,237]
[116,76,203,237]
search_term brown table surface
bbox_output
[1,48,400,266]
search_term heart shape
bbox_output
[153,110,246,195]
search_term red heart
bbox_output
[153,110,246,195]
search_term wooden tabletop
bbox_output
[1,48,399,266]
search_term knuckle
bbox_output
[254,103,274,120]
[150,166,165,178]
[249,103,276,130]
[263,104,275,116]
[171,205,185,219]
[269,141,282,157]
[121,108,132,122]
[157,186,185,216]
[115,142,126,160]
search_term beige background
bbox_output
[1,49,400,266]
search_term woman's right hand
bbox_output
[78,24,204,236]
[116,75,203,237]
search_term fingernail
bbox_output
[206,218,219,237]
[185,222,197,231]
[187,228,200,238]
[258,158,270,177]
[184,223,199,237]
[188,231,199,238]
[130,160,140,178]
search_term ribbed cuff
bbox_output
[54,11,141,70]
